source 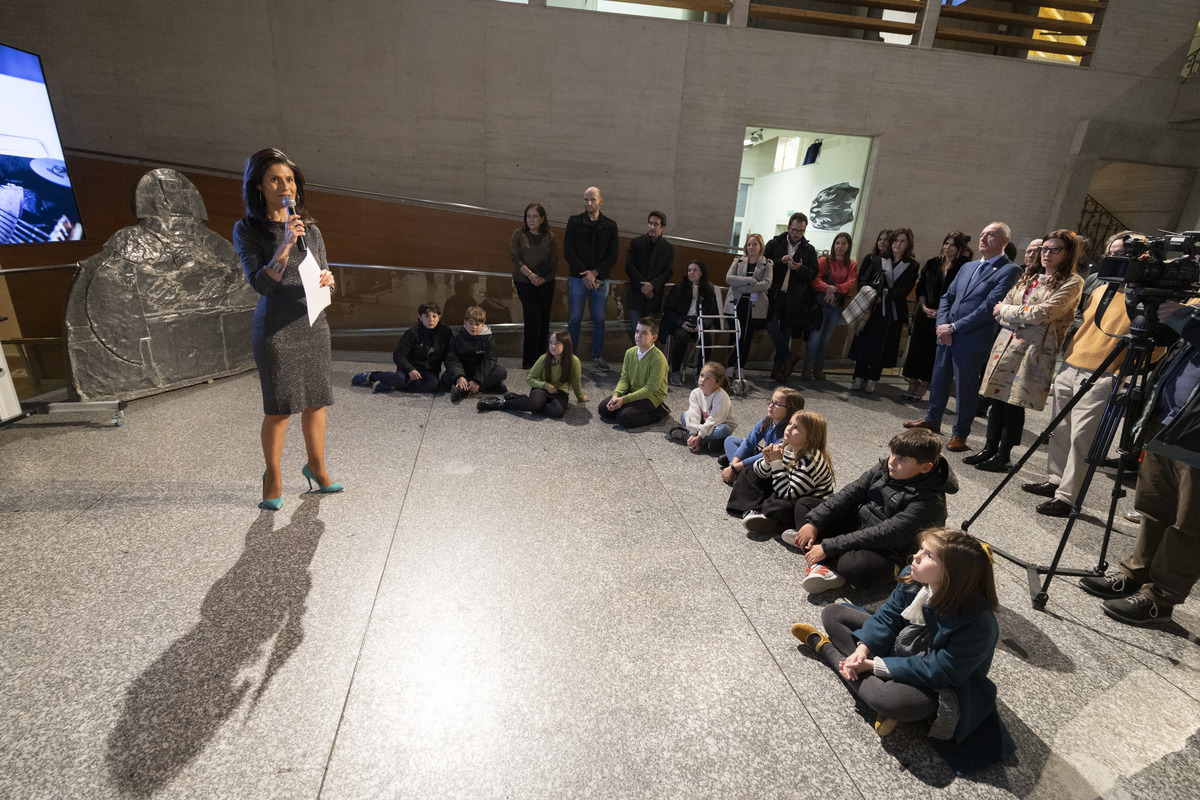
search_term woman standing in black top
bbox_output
[902,231,969,401]
[233,148,341,509]
[511,203,559,369]
[849,228,919,393]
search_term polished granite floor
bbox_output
[2,354,1197,799]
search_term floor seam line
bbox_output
[637,434,867,799]
[314,397,435,798]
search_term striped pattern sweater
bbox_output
[752,447,834,501]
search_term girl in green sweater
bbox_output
[477,330,587,418]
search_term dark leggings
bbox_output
[504,387,569,418]
[371,370,440,393]
[669,328,696,372]
[818,603,938,722]
[597,396,659,428]
[984,399,1025,452]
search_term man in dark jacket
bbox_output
[624,210,675,336]
[1080,300,1200,626]
[441,305,508,402]
[783,428,959,593]
[763,212,818,381]
[564,186,619,370]
[353,301,451,393]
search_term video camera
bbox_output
[1096,231,1200,298]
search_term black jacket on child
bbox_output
[393,322,453,375]
[806,456,959,564]
[443,324,499,383]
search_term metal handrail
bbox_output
[0,263,77,275]
[62,148,740,253]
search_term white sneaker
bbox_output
[781,529,800,546]
[801,564,846,594]
[864,380,876,393]
[851,377,863,391]
[742,511,780,535]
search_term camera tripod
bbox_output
[961,301,1159,610]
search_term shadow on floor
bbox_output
[105,497,325,796]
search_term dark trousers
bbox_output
[504,387,570,418]
[515,280,555,369]
[819,603,938,722]
[812,509,904,589]
[1122,432,1200,606]
[927,341,988,439]
[440,364,508,392]
[669,329,697,373]
[727,470,824,527]
[372,369,440,393]
[853,313,903,381]
[984,400,1025,452]
[597,396,659,429]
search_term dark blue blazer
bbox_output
[936,255,1021,352]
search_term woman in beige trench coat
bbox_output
[967,228,1085,472]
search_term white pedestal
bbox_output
[0,345,21,423]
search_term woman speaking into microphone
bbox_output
[233,147,341,509]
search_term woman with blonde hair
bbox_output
[723,232,773,369]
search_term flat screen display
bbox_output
[0,42,85,245]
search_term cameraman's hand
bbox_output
[1157,300,1184,323]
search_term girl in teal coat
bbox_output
[791,528,1014,774]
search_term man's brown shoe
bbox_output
[946,436,970,452]
[904,420,940,433]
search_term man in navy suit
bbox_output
[905,222,1021,451]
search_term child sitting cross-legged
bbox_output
[477,329,587,417]
[719,387,805,485]
[790,528,1015,773]
[667,361,735,454]
[783,428,958,594]
[726,410,835,535]
[352,301,451,393]
[442,305,509,403]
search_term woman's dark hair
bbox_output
[549,329,574,378]
[241,147,312,227]
[866,228,892,261]
[829,232,853,265]
[888,227,915,262]
[1020,228,1080,292]
[523,202,549,234]
[942,231,969,262]
[904,528,999,616]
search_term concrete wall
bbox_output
[4,0,1200,261]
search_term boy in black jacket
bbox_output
[353,301,452,393]
[783,428,959,594]
[441,305,508,402]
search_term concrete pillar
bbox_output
[729,0,749,28]
[916,0,940,50]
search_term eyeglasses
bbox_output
[767,400,786,408]
[1040,246,1064,254]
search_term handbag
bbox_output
[842,285,877,335]
[801,293,823,338]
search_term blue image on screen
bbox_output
[0,41,86,245]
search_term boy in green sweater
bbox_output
[597,317,669,428]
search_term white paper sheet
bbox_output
[296,249,331,326]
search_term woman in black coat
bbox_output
[662,259,718,385]
[849,227,919,393]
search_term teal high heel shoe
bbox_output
[260,472,283,510]
[302,465,344,493]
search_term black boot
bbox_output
[963,445,998,465]
[976,449,1013,473]
[477,396,504,412]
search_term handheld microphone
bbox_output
[280,196,307,253]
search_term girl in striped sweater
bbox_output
[726,409,835,535]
